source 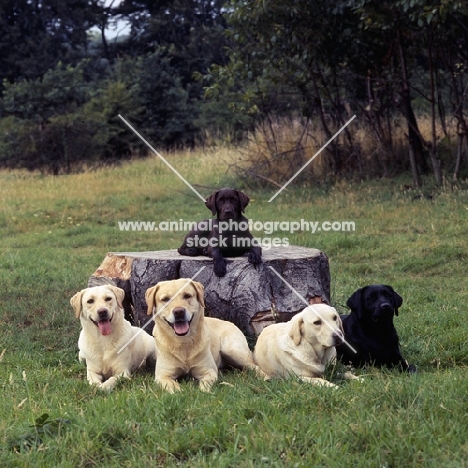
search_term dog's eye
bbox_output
[183,293,192,300]
[105,297,112,302]
[333,315,338,321]
[160,296,170,303]
[313,320,322,326]
[87,298,94,304]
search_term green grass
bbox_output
[1,149,468,467]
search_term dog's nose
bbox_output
[173,307,186,320]
[97,308,108,318]
[332,331,344,344]
[380,302,393,312]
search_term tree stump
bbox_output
[88,246,330,337]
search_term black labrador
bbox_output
[337,284,416,372]
[177,188,262,277]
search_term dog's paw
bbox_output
[213,259,227,277]
[254,366,269,381]
[321,380,339,388]
[248,251,262,266]
[158,379,181,393]
[200,380,215,392]
[299,376,338,387]
[179,247,199,256]
[99,376,119,391]
[342,371,364,382]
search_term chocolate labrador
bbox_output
[178,188,262,277]
[336,284,416,372]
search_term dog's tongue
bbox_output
[98,320,112,336]
[174,321,190,336]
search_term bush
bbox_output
[135,51,198,148]
[0,61,143,173]
[0,54,207,173]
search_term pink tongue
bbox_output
[174,321,189,335]
[98,320,112,336]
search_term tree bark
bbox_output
[88,246,331,337]
[427,37,443,186]
[396,27,428,186]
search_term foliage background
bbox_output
[0,0,467,185]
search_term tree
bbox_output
[0,0,100,88]
[0,60,140,173]
[135,51,197,147]
[205,0,366,177]
[204,0,468,185]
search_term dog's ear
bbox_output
[70,290,85,319]
[337,314,345,335]
[236,190,250,213]
[106,285,125,310]
[205,191,219,216]
[387,286,403,316]
[346,288,364,318]
[191,280,205,309]
[289,315,304,346]
[145,285,159,316]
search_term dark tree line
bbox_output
[0,0,467,185]
[207,0,468,186]
[0,0,229,173]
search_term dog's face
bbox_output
[289,304,344,348]
[346,284,403,323]
[70,285,125,336]
[145,279,205,338]
[205,188,250,220]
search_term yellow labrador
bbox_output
[254,304,357,387]
[145,278,263,393]
[70,285,156,391]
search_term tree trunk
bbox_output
[88,246,331,337]
[428,38,443,186]
[396,27,428,186]
[453,133,464,184]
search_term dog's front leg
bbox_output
[329,355,363,382]
[155,368,182,393]
[178,235,202,257]
[100,375,120,391]
[206,224,227,276]
[248,245,262,266]
[400,357,417,373]
[299,376,338,388]
[242,231,262,266]
[342,371,363,382]
[156,377,181,393]
[208,246,227,277]
[86,368,104,386]
[193,366,218,392]
[86,369,124,392]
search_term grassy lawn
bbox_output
[0,148,467,467]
